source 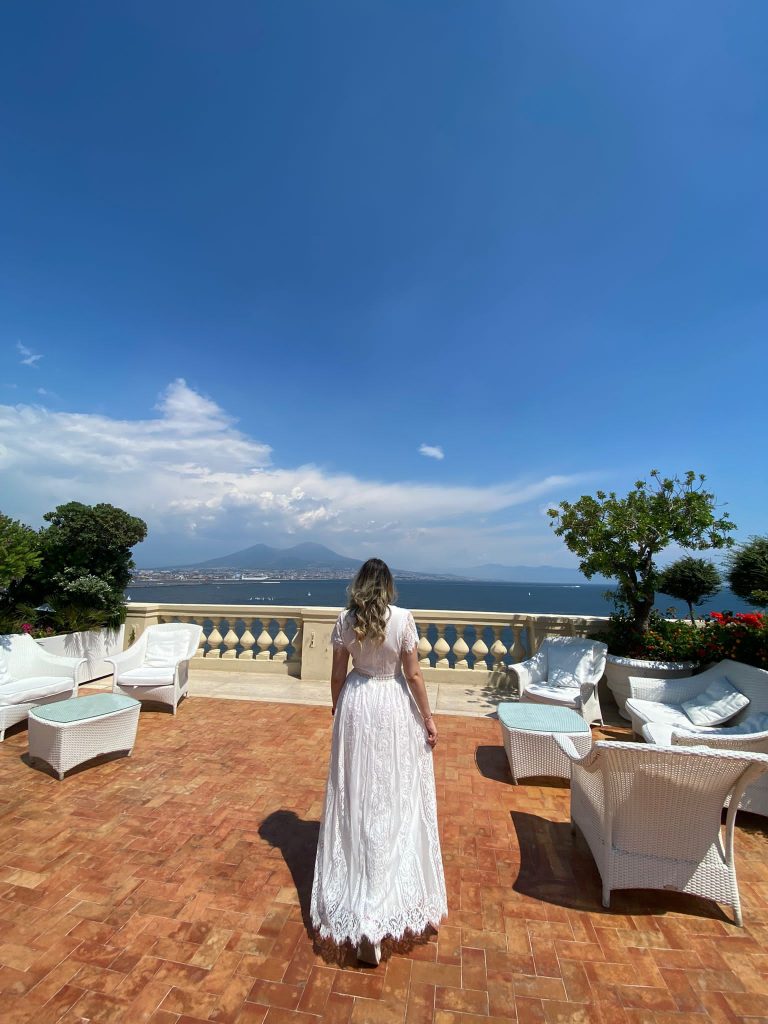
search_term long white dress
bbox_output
[310,605,447,947]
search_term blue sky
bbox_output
[1,1,766,570]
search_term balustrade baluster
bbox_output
[222,621,239,659]
[510,624,526,661]
[472,624,490,670]
[433,626,451,669]
[273,619,289,662]
[489,625,507,667]
[417,632,433,669]
[206,622,223,658]
[255,620,273,661]
[452,627,469,670]
[239,620,256,659]
[288,621,302,665]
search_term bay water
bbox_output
[125,579,751,618]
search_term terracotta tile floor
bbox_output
[1,699,767,1024]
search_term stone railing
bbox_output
[123,603,609,684]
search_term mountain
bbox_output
[185,542,362,572]
[450,563,612,585]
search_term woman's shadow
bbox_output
[259,810,320,934]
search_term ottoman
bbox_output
[29,693,141,779]
[498,703,592,782]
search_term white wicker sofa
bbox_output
[0,634,86,741]
[625,659,768,817]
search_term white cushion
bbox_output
[626,698,695,730]
[700,712,768,736]
[524,682,580,708]
[546,640,594,685]
[681,676,749,727]
[145,629,190,668]
[0,676,74,704]
[0,650,11,687]
[118,666,176,685]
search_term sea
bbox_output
[124,579,752,618]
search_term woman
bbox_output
[310,558,447,965]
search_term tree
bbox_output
[657,556,721,626]
[726,536,768,609]
[547,471,736,634]
[0,513,41,590]
[12,502,147,631]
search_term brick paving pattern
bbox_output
[0,698,767,1024]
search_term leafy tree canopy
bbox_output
[657,556,721,626]
[40,502,147,592]
[726,536,768,609]
[0,513,41,590]
[548,470,735,633]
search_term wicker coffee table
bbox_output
[28,693,141,779]
[498,703,592,782]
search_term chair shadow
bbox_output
[258,810,320,935]
[510,810,729,922]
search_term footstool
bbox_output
[498,703,592,782]
[29,693,141,779]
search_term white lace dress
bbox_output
[310,605,447,947]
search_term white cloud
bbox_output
[419,443,444,461]
[0,379,589,568]
[16,342,42,368]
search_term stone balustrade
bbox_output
[123,603,609,684]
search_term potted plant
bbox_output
[548,470,736,717]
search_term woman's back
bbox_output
[332,604,418,678]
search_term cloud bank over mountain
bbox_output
[0,379,590,570]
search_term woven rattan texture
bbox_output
[1,700,767,1023]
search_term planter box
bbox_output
[605,653,696,720]
[37,626,125,684]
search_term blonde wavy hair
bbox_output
[347,558,396,645]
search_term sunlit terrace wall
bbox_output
[123,603,610,684]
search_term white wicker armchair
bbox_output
[105,622,202,715]
[0,634,85,741]
[555,738,768,926]
[513,636,608,724]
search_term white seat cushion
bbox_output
[0,676,74,704]
[625,698,695,730]
[681,676,749,726]
[145,629,191,668]
[118,666,176,686]
[0,650,12,686]
[523,682,580,708]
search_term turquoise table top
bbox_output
[31,693,140,724]
[497,702,590,734]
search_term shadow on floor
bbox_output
[259,810,319,934]
[510,810,729,923]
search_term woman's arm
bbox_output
[330,646,350,715]
[401,648,438,748]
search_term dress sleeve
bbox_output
[401,611,419,654]
[330,612,346,650]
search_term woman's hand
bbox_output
[424,714,438,748]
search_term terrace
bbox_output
[1,605,767,1024]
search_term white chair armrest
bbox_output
[626,674,710,703]
[553,734,599,769]
[105,646,145,675]
[31,646,84,679]
[510,657,545,695]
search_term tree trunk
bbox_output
[687,601,696,627]
[631,596,655,634]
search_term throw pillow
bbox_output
[681,676,750,727]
